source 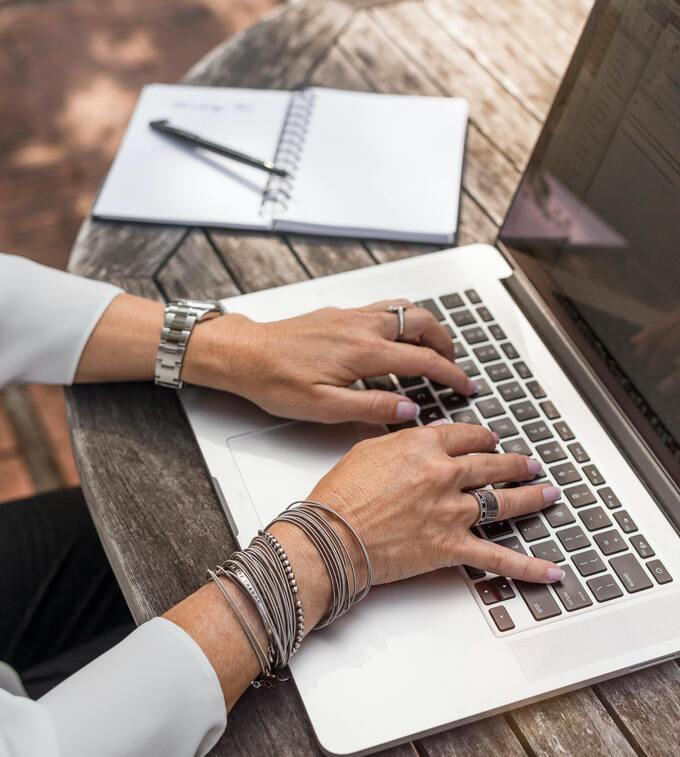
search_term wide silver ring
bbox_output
[387,305,407,341]
[469,489,500,526]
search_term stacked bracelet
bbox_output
[208,500,371,688]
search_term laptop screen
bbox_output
[498,0,680,489]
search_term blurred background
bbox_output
[0,0,279,503]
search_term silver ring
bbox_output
[387,305,406,341]
[469,489,500,526]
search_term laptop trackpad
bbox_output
[227,420,379,527]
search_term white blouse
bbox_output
[0,254,227,757]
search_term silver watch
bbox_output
[155,299,226,389]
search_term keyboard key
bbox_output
[583,465,605,487]
[462,326,488,345]
[514,361,533,379]
[475,577,514,604]
[450,408,481,425]
[477,398,504,418]
[471,378,492,397]
[564,484,596,508]
[489,324,506,340]
[572,549,606,576]
[568,442,590,463]
[526,380,546,399]
[517,516,550,542]
[630,534,654,558]
[444,324,455,339]
[514,581,562,621]
[421,406,444,423]
[550,463,582,486]
[540,400,560,420]
[501,438,532,456]
[498,382,526,402]
[454,341,468,359]
[473,344,500,363]
[553,565,593,611]
[457,358,480,377]
[510,400,539,422]
[489,605,515,632]
[452,309,476,327]
[496,535,527,555]
[477,306,493,322]
[441,392,469,411]
[587,573,623,602]
[486,363,513,383]
[464,565,485,579]
[554,421,575,441]
[610,553,653,593]
[647,559,672,585]
[598,487,621,510]
[388,421,418,431]
[441,292,464,310]
[536,441,567,464]
[524,420,553,443]
[531,540,565,563]
[557,525,590,552]
[593,529,627,555]
[364,375,396,391]
[579,506,611,532]
[480,520,513,539]
[613,510,637,533]
[465,288,482,304]
[488,417,519,439]
[544,503,576,528]
[406,387,436,407]
[501,342,519,360]
[416,299,444,320]
[398,376,424,389]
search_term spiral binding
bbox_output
[260,89,317,219]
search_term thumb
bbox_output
[321,386,421,424]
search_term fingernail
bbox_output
[396,401,420,421]
[526,458,542,477]
[428,419,448,426]
[546,567,566,582]
[542,486,561,504]
[466,379,478,396]
[491,431,500,445]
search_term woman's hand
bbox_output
[307,421,564,586]
[183,300,475,424]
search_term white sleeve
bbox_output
[0,253,122,387]
[0,619,227,757]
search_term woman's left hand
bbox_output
[183,300,476,424]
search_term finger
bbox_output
[318,386,420,424]
[461,535,565,583]
[430,422,498,457]
[378,341,475,395]
[492,483,561,521]
[373,306,454,360]
[456,452,542,489]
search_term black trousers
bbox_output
[0,488,134,698]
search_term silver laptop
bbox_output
[182,3,680,754]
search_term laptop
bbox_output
[181,1,680,753]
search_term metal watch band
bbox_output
[155,300,224,389]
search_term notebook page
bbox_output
[93,84,291,229]
[275,88,468,242]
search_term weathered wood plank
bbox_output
[595,662,680,757]
[287,235,373,277]
[510,687,636,756]
[156,228,240,300]
[423,0,559,121]
[417,714,526,757]
[183,0,352,90]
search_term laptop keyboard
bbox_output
[363,289,673,634]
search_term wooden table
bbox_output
[66,1,680,754]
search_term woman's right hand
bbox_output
[308,422,564,587]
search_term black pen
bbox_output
[149,119,288,177]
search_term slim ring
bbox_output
[387,305,407,341]
[468,488,500,526]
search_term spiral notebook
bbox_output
[93,84,468,243]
